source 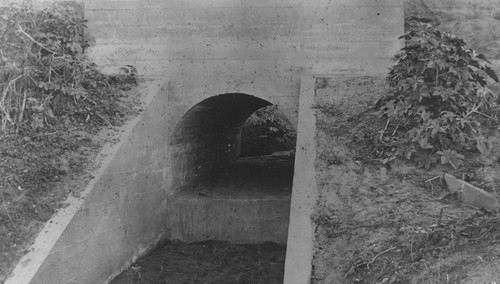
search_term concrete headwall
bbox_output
[85,0,403,196]
[7,1,403,283]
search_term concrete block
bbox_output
[444,173,499,212]
[167,194,291,244]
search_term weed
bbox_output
[375,19,500,169]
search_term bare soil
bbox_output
[312,76,500,284]
[307,4,500,282]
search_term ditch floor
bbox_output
[110,240,286,284]
[111,154,294,284]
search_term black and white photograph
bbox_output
[1,0,500,283]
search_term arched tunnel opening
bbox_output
[168,93,296,199]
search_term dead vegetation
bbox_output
[0,1,140,282]
[312,76,500,283]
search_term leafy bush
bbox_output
[376,20,500,169]
[0,1,135,134]
[240,105,296,157]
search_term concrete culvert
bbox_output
[111,93,296,282]
[168,93,295,194]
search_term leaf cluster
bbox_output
[240,105,296,156]
[0,1,135,134]
[376,20,500,169]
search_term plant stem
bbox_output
[17,25,55,55]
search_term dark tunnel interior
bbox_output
[168,93,295,194]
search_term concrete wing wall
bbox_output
[6,80,169,284]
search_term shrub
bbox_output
[375,20,500,169]
[0,1,134,134]
[240,105,296,157]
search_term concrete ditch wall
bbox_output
[6,1,403,283]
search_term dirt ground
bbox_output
[306,3,500,282]
[311,76,500,284]
[110,240,286,284]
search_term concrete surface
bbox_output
[283,76,318,284]
[444,173,499,212]
[6,0,403,283]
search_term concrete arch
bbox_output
[165,81,299,194]
[166,82,299,135]
[165,90,296,245]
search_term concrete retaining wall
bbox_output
[6,0,403,283]
[168,194,290,244]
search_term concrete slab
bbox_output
[444,173,499,212]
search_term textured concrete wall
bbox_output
[6,0,403,283]
[168,195,290,244]
[284,76,318,284]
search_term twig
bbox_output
[0,74,22,105]
[438,208,444,227]
[344,246,397,278]
[465,103,481,118]
[371,246,397,264]
[379,117,391,141]
[30,131,58,138]
[425,176,441,183]
[391,124,399,136]
[367,246,397,270]
[95,113,113,127]
[16,25,55,55]
[0,187,16,228]
[344,261,368,278]
[426,176,441,194]
[16,89,27,133]
[471,110,500,122]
